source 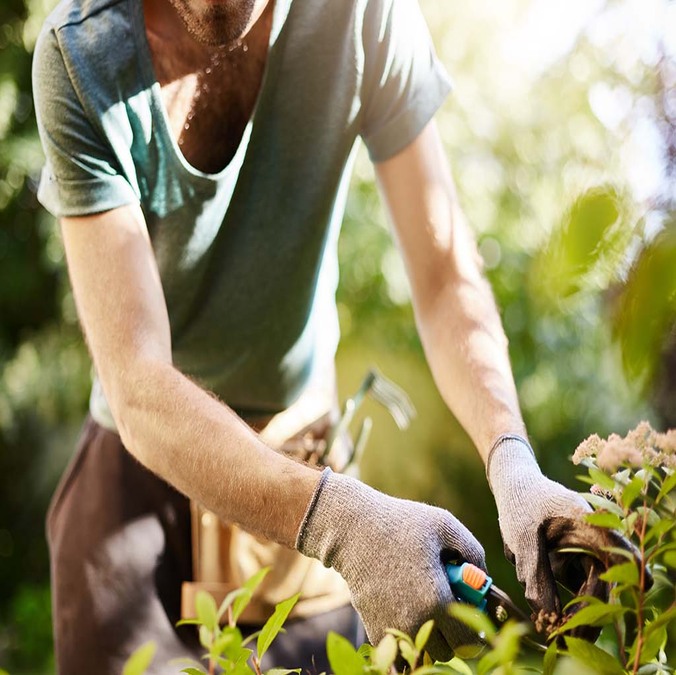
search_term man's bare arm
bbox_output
[374,120,526,461]
[60,204,320,547]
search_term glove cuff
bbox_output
[295,466,332,552]
[486,434,539,493]
[295,467,372,567]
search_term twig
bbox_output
[631,499,650,675]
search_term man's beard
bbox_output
[168,0,257,47]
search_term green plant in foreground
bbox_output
[122,567,301,675]
[451,421,675,675]
[123,422,675,674]
[561,422,676,674]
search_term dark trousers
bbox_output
[47,416,363,674]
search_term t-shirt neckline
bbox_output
[131,0,289,181]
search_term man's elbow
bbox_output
[102,358,171,458]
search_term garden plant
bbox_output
[121,421,675,675]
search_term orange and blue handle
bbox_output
[446,562,492,611]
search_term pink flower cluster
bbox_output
[573,421,676,471]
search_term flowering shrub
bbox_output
[124,421,675,674]
[574,422,676,472]
[563,421,676,673]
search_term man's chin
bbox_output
[170,0,256,47]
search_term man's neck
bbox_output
[143,0,272,58]
[142,0,275,173]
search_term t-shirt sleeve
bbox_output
[32,24,139,218]
[359,0,452,163]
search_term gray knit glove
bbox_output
[488,435,640,635]
[296,468,486,661]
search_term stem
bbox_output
[631,499,650,675]
[252,655,263,675]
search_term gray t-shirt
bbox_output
[33,0,451,423]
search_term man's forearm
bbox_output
[414,261,526,462]
[374,121,526,462]
[110,358,321,548]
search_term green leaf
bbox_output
[199,625,212,649]
[582,494,625,517]
[564,637,625,675]
[220,647,254,671]
[210,627,242,660]
[175,618,202,626]
[448,603,496,641]
[385,627,413,643]
[217,588,248,622]
[372,633,398,672]
[180,669,207,675]
[224,660,256,675]
[446,656,472,675]
[638,506,661,528]
[656,471,676,503]
[644,519,675,545]
[634,624,667,665]
[232,568,271,624]
[195,590,219,632]
[122,641,157,675]
[443,658,473,675]
[563,594,604,612]
[415,619,434,652]
[602,545,638,561]
[265,669,302,675]
[357,643,372,660]
[476,647,499,675]
[326,631,365,675]
[643,607,676,637]
[400,639,418,670]
[585,512,624,530]
[624,511,640,535]
[532,187,626,301]
[589,467,617,492]
[599,561,639,586]
[481,620,527,668]
[416,658,472,675]
[257,593,300,659]
[622,475,645,509]
[241,629,263,647]
[554,604,627,635]
[543,640,558,675]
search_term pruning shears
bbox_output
[446,562,548,652]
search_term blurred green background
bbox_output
[1,0,675,672]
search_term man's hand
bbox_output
[488,435,641,636]
[296,468,485,661]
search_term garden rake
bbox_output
[323,368,416,471]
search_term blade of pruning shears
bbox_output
[446,562,548,652]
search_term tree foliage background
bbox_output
[0,0,674,671]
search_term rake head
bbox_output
[324,368,416,469]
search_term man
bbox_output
[32,0,634,672]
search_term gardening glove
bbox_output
[296,468,486,661]
[487,434,642,640]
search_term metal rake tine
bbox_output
[351,370,377,411]
[350,417,373,468]
[369,369,416,430]
[325,371,377,460]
